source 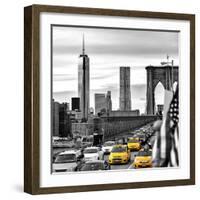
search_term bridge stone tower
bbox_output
[146,65,178,115]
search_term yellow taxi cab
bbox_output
[109,145,131,164]
[133,150,152,168]
[127,137,141,151]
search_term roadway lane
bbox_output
[52,122,155,173]
[102,122,156,170]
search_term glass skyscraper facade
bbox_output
[78,36,90,121]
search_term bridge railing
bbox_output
[94,115,158,139]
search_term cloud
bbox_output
[131,84,146,95]
[53,74,77,82]
[53,44,80,55]
[53,56,77,68]
[91,73,116,80]
[53,41,178,58]
[52,26,179,61]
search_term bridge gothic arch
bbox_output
[154,81,165,111]
[146,65,178,115]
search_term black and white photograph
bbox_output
[51,25,179,173]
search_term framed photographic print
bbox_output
[24,4,195,194]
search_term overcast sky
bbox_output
[52,26,179,113]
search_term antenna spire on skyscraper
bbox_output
[82,34,85,55]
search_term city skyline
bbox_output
[52,26,179,113]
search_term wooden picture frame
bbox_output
[24,4,195,194]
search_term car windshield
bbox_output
[137,151,152,156]
[80,162,104,171]
[111,146,126,152]
[54,154,76,163]
[128,138,139,142]
[104,142,115,146]
[84,148,98,153]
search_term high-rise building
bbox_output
[59,102,71,137]
[106,91,112,113]
[95,93,106,115]
[78,35,90,121]
[52,99,59,137]
[71,97,80,111]
[119,67,131,111]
